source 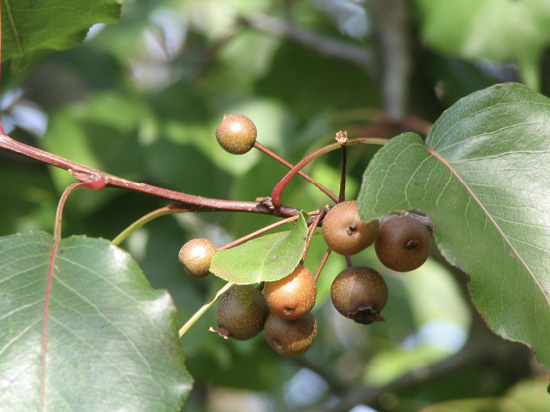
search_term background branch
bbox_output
[368,0,413,121]
[238,14,377,78]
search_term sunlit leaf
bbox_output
[210,212,308,284]
[358,83,550,368]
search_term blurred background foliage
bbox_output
[1,0,550,411]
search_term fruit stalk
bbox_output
[178,281,234,338]
[270,137,388,209]
[254,141,339,203]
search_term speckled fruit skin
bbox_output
[375,215,431,272]
[330,266,388,325]
[216,285,270,341]
[322,200,379,256]
[264,312,317,357]
[215,113,257,155]
[264,264,317,320]
[178,238,217,278]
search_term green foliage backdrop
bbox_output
[1,1,550,412]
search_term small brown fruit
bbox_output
[322,200,378,256]
[375,214,431,272]
[331,266,388,325]
[215,113,257,154]
[264,264,317,319]
[216,285,270,340]
[178,238,217,278]
[264,312,317,357]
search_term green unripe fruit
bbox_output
[322,200,378,256]
[331,266,388,325]
[216,285,270,341]
[375,215,431,272]
[264,264,317,319]
[178,238,217,278]
[264,312,317,357]
[215,113,257,154]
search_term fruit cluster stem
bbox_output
[271,137,388,209]
[254,141,338,203]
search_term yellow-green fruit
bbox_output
[264,312,317,357]
[215,113,257,154]
[216,285,270,341]
[264,264,316,319]
[322,200,378,256]
[178,238,216,278]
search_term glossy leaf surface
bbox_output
[210,212,308,284]
[0,232,192,412]
[358,83,550,367]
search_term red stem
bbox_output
[0,133,302,218]
[254,141,338,203]
[218,214,301,250]
[313,248,331,282]
[271,137,388,209]
[302,210,324,262]
[339,145,347,202]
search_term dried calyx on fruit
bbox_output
[331,266,388,325]
[215,113,257,155]
[322,200,378,256]
[215,284,270,341]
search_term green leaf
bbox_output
[415,0,550,89]
[358,83,550,368]
[1,0,122,62]
[210,212,309,284]
[0,232,192,412]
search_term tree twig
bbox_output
[238,14,377,77]
[0,133,301,218]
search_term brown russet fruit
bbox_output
[375,214,431,272]
[331,266,388,325]
[322,200,378,256]
[215,285,270,341]
[215,113,257,154]
[264,264,317,319]
[264,312,317,357]
[178,238,217,278]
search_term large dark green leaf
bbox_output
[358,83,550,368]
[0,232,192,411]
[1,0,121,61]
[210,212,309,284]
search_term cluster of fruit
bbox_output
[177,114,432,357]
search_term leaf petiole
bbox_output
[178,281,234,338]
